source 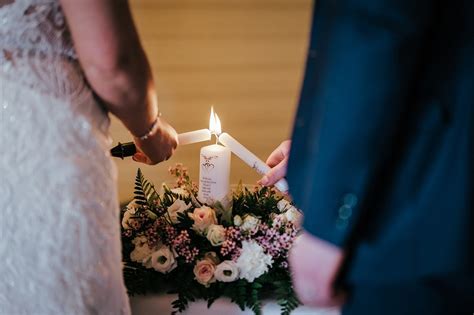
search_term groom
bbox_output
[261,0,474,314]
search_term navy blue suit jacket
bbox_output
[287,0,474,284]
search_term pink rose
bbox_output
[188,206,217,234]
[193,257,217,287]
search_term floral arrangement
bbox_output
[121,164,302,315]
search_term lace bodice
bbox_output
[0,0,85,98]
[0,0,76,59]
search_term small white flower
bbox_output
[130,236,154,263]
[240,214,260,232]
[285,207,303,226]
[122,200,140,229]
[235,240,273,282]
[167,199,191,224]
[214,261,239,282]
[206,224,226,246]
[171,187,189,197]
[233,215,243,227]
[144,246,177,274]
[277,199,292,212]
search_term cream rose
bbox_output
[277,199,292,212]
[206,225,226,246]
[122,200,140,229]
[188,206,217,234]
[130,236,154,263]
[144,246,177,274]
[240,214,260,232]
[193,255,218,286]
[214,261,239,282]
[167,199,191,224]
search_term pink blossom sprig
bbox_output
[220,227,242,259]
[171,230,199,263]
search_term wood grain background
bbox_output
[112,0,313,202]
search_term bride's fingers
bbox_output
[259,158,288,186]
[133,152,151,164]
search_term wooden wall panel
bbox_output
[112,0,313,202]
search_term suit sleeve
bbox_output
[287,0,435,247]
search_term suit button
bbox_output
[343,193,358,207]
[338,205,352,220]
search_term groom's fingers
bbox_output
[266,144,286,167]
[260,158,288,186]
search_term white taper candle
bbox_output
[218,133,289,193]
[178,129,211,146]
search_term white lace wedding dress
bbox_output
[0,0,130,314]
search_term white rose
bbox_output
[233,215,243,226]
[206,224,226,246]
[167,199,192,224]
[122,200,140,229]
[235,240,273,282]
[130,236,154,263]
[188,206,217,234]
[240,214,260,232]
[214,261,239,282]
[144,246,177,274]
[171,187,189,197]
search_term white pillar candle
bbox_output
[178,129,211,146]
[198,143,231,203]
[218,132,289,193]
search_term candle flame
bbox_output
[209,106,222,135]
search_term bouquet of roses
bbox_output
[121,164,302,315]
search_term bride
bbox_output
[0,0,177,313]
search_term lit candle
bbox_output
[198,110,231,203]
[178,129,211,145]
[218,133,289,193]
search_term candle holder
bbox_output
[110,142,137,159]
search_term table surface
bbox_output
[130,295,340,315]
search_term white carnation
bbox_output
[130,236,154,263]
[167,199,191,224]
[235,240,273,282]
[214,260,239,282]
[240,215,260,232]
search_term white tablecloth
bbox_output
[130,295,340,315]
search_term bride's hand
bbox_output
[259,140,291,186]
[132,117,178,165]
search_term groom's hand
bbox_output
[289,232,346,307]
[259,140,291,186]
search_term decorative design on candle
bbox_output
[201,155,218,171]
[218,133,289,193]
